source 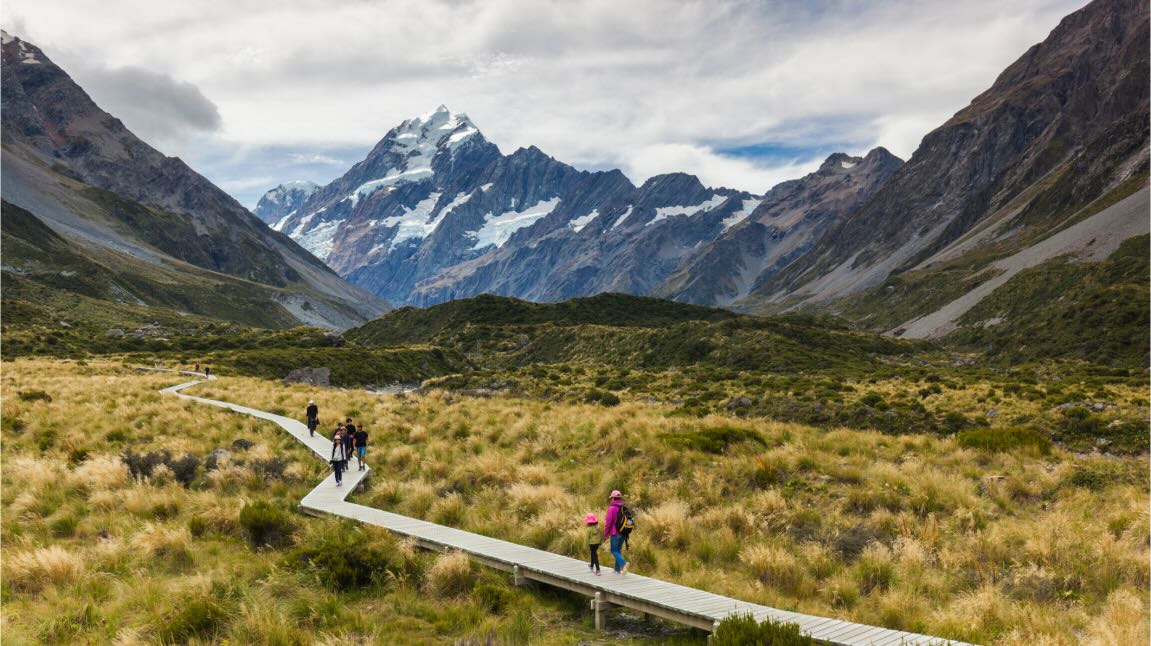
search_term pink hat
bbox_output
[610,490,622,499]
[584,513,598,524]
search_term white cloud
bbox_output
[2,0,1086,197]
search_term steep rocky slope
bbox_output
[656,149,902,306]
[0,32,388,329]
[741,0,1148,315]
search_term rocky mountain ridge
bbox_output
[1,31,389,330]
[265,106,897,307]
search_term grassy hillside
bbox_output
[949,235,1150,367]
[351,293,741,345]
[1,200,302,330]
[346,293,921,375]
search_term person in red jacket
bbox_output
[602,490,629,574]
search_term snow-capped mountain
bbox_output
[263,105,833,306]
[253,180,319,225]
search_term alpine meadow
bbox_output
[1,0,1148,644]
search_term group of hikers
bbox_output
[305,398,637,574]
[306,400,368,486]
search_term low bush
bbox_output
[239,500,296,548]
[286,522,416,590]
[18,389,53,402]
[956,427,1052,454]
[712,613,813,645]
[662,425,766,454]
[155,594,229,643]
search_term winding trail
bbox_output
[156,370,968,645]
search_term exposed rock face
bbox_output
[254,181,319,225]
[0,31,389,329]
[283,367,331,387]
[656,148,903,306]
[742,0,1149,308]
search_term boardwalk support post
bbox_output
[707,619,721,643]
[592,592,608,631]
[512,565,527,586]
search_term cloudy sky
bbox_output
[4,0,1084,207]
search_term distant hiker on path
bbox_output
[353,424,368,471]
[585,513,602,575]
[306,400,319,437]
[331,426,349,486]
[204,365,211,378]
[603,490,630,574]
[194,363,200,374]
[343,418,357,464]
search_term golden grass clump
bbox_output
[1083,588,1150,646]
[423,551,476,598]
[3,545,86,592]
[68,454,130,490]
[131,522,194,566]
[644,499,692,547]
[740,543,810,597]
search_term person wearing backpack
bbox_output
[602,490,630,574]
[330,426,349,486]
[306,400,319,437]
[584,513,602,575]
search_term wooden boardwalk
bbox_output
[157,372,969,645]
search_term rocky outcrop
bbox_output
[283,367,331,387]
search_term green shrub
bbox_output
[17,389,52,403]
[712,613,813,645]
[662,425,766,454]
[155,594,229,643]
[239,500,296,548]
[188,516,209,538]
[584,389,621,406]
[956,427,1051,454]
[49,515,78,538]
[286,522,416,590]
[473,583,515,613]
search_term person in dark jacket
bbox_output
[603,490,629,574]
[306,400,319,437]
[353,425,368,471]
[331,426,349,486]
[342,418,356,459]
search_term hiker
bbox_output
[330,426,349,486]
[194,363,200,374]
[204,365,211,378]
[353,424,368,471]
[342,418,356,463]
[603,490,630,574]
[585,513,602,575]
[306,400,319,437]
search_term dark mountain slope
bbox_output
[0,31,388,329]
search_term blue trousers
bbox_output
[610,534,627,572]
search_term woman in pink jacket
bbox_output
[603,490,629,574]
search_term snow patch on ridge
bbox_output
[720,198,762,232]
[841,160,858,169]
[611,206,634,230]
[379,192,444,252]
[569,210,599,233]
[648,194,728,226]
[469,198,562,250]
